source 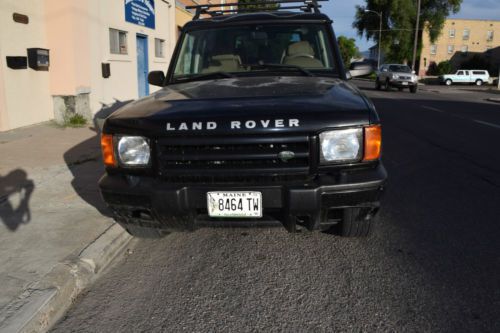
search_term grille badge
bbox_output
[278,151,295,162]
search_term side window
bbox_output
[155,38,165,58]
[174,34,195,75]
[430,44,437,55]
[457,71,464,75]
[109,28,128,55]
[463,29,470,40]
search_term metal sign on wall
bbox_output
[125,0,155,29]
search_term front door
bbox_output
[136,34,149,98]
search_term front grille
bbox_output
[400,76,411,80]
[156,135,311,182]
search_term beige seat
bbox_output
[282,41,324,68]
[202,54,242,73]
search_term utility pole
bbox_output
[365,9,383,69]
[411,0,422,72]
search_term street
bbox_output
[51,81,500,332]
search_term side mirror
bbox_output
[148,71,165,87]
[382,68,388,72]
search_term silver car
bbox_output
[376,64,418,93]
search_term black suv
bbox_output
[99,0,387,238]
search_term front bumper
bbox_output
[389,79,417,87]
[99,164,387,232]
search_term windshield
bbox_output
[172,24,336,81]
[389,65,412,73]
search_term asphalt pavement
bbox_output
[51,81,500,333]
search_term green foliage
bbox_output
[426,60,452,75]
[238,0,279,11]
[437,60,453,74]
[337,36,360,67]
[66,114,87,127]
[353,0,462,63]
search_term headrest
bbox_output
[287,41,314,56]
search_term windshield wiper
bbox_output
[246,63,315,77]
[174,71,235,83]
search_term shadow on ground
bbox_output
[0,169,34,231]
[63,100,132,217]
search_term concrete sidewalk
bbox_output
[0,123,131,332]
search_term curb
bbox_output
[0,223,132,333]
[487,98,500,104]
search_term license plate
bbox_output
[402,82,409,85]
[207,191,262,218]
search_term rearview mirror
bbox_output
[148,71,165,87]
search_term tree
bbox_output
[353,0,462,64]
[337,36,360,67]
[427,60,452,75]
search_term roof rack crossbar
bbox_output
[187,0,326,20]
[209,5,313,15]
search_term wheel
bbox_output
[375,79,381,90]
[410,85,418,93]
[445,79,452,86]
[475,79,483,86]
[338,208,376,237]
[384,79,390,91]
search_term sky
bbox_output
[323,0,500,52]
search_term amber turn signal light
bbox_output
[363,125,382,161]
[101,134,117,167]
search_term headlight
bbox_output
[392,74,399,79]
[319,128,363,164]
[117,136,151,166]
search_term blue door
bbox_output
[136,34,149,97]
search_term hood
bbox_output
[104,76,373,136]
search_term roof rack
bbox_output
[186,0,328,20]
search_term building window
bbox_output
[430,44,437,55]
[461,45,468,53]
[447,45,454,54]
[486,30,494,41]
[449,29,455,38]
[462,29,470,40]
[155,38,165,58]
[109,28,128,54]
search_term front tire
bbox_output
[410,85,418,93]
[338,208,376,237]
[384,79,390,91]
[445,79,452,86]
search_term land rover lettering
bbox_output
[166,119,300,131]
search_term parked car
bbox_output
[376,64,418,93]
[439,70,492,86]
[98,0,387,238]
